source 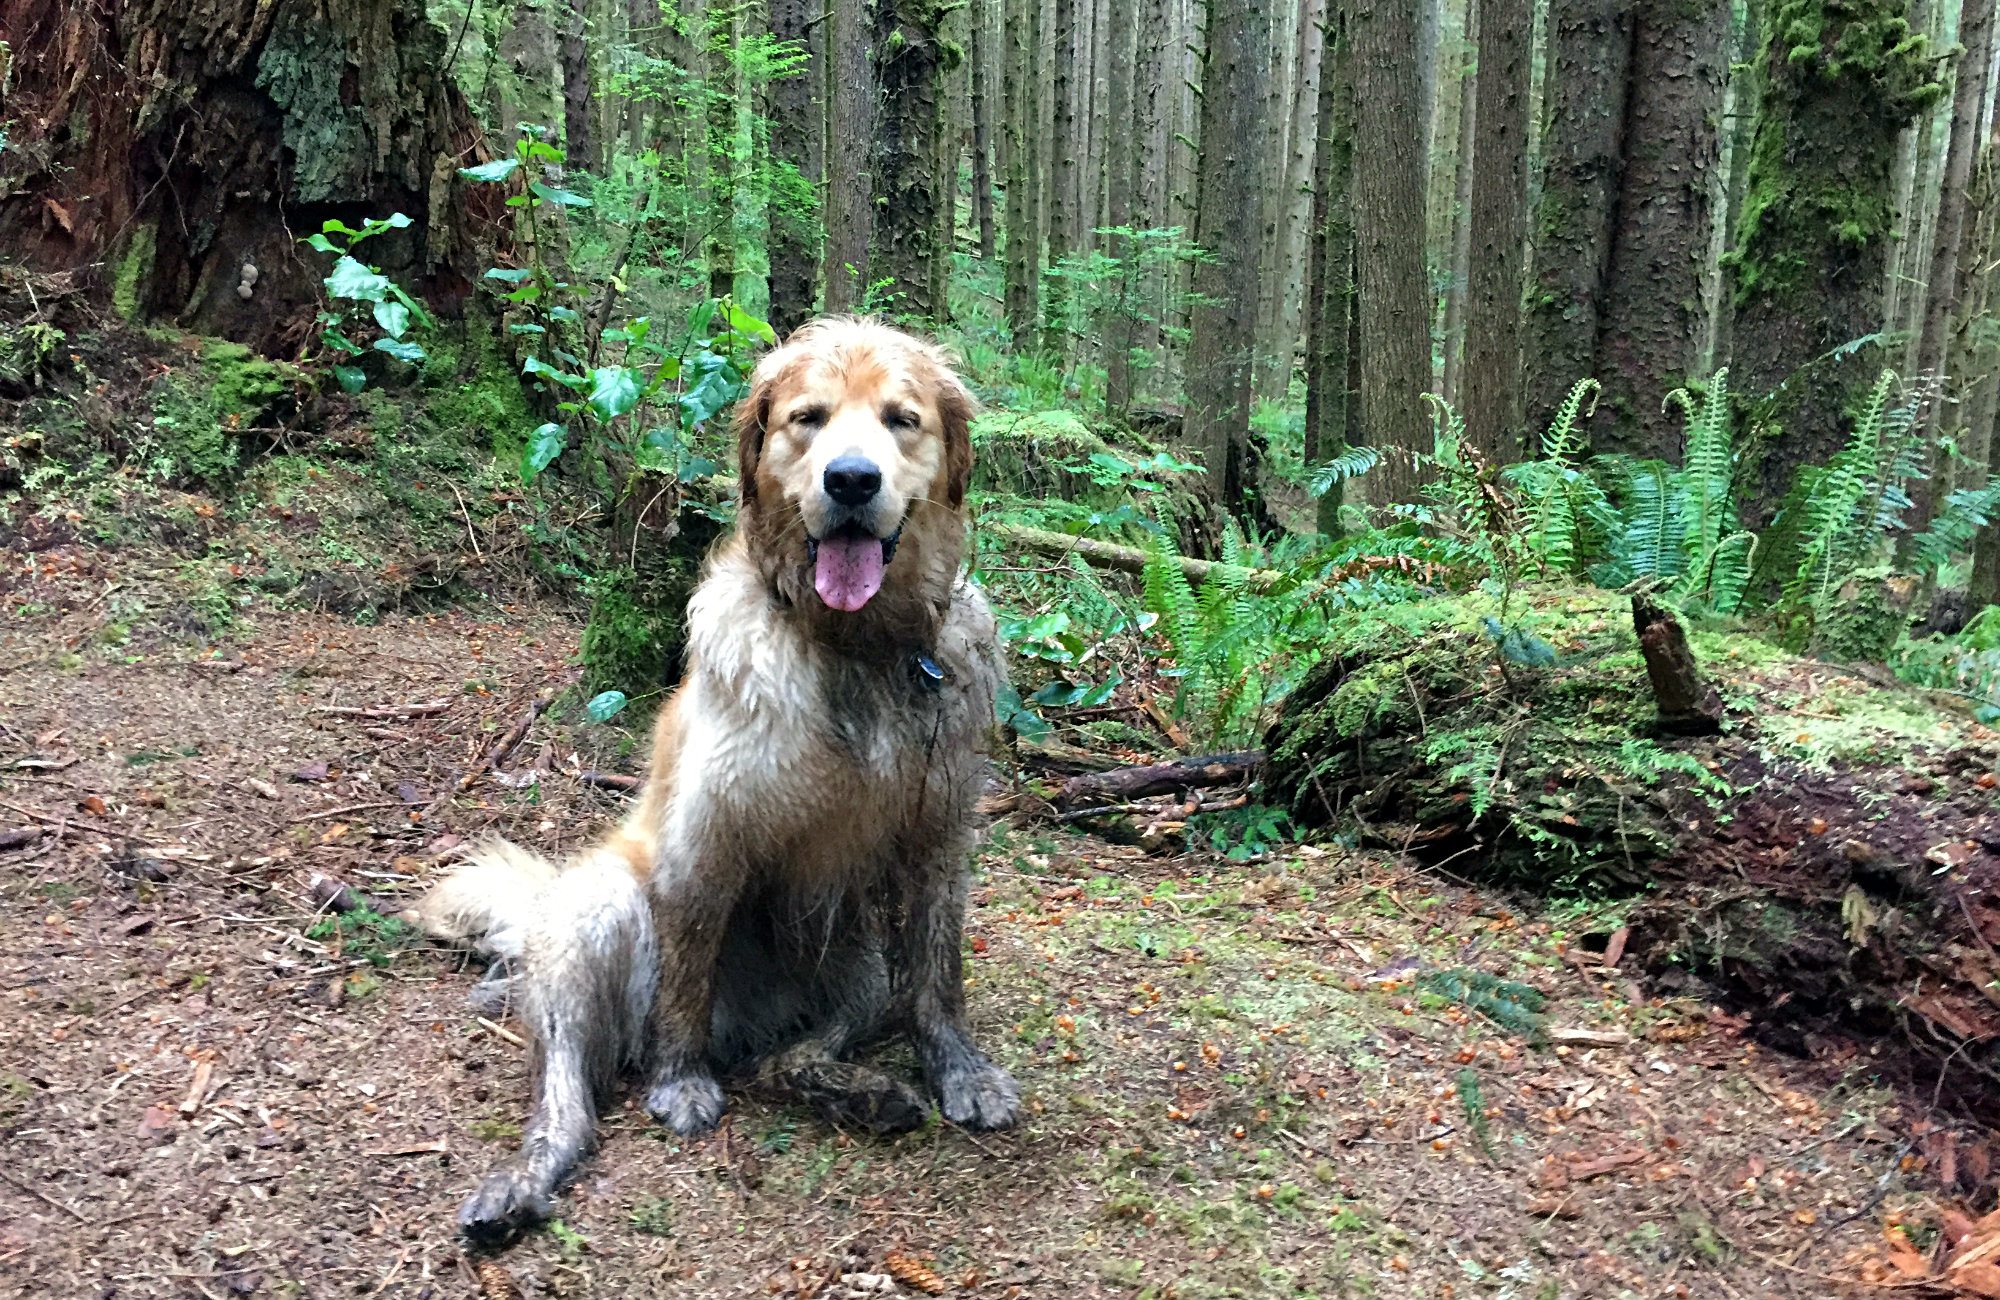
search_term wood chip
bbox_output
[1547,1026,1633,1047]
[180,1059,215,1116]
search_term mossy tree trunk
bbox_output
[872,0,950,322]
[1003,0,1041,341]
[822,0,873,313]
[0,0,491,349]
[1727,0,1943,522]
[1462,0,1533,460]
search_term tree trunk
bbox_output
[1306,1,1356,533]
[1259,0,1326,404]
[1004,0,1041,341]
[823,0,873,312]
[1729,0,1944,522]
[1593,0,1729,460]
[971,0,1001,262]
[1523,0,1630,436]
[1704,0,1762,374]
[1439,14,1480,408]
[560,0,598,174]
[933,2,963,321]
[1886,0,1937,338]
[1130,0,1173,392]
[1898,0,1953,369]
[498,0,561,146]
[1909,0,1999,542]
[1103,0,1141,412]
[1351,0,1434,503]
[872,0,949,321]
[1462,0,1532,460]
[1184,0,1275,518]
[768,0,819,337]
[0,0,492,346]
[1047,0,1079,354]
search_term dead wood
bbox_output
[458,685,560,792]
[1631,594,1724,735]
[1055,751,1265,808]
[986,523,1281,591]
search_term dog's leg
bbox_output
[898,842,1021,1130]
[642,847,741,1135]
[459,856,655,1245]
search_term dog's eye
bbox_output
[791,405,828,430]
[882,406,918,432]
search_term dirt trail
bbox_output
[0,553,1969,1298]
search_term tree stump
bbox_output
[1632,594,1724,736]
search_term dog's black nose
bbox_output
[823,456,882,506]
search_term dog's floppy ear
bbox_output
[936,370,976,509]
[734,353,780,509]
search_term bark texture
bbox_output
[1729,0,1943,520]
[0,0,489,346]
[768,0,820,336]
[872,0,950,321]
[1184,0,1274,516]
[1524,0,1631,435]
[1462,0,1533,460]
[1350,0,1434,503]
[1003,0,1040,340]
[1305,1,1355,533]
[971,0,1000,262]
[1594,0,1729,459]
[823,0,874,312]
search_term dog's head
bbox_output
[734,318,974,617]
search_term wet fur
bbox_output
[408,319,1017,1245]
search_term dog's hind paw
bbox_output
[458,1168,552,1247]
[935,1059,1021,1131]
[644,1071,726,1135]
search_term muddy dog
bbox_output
[410,318,1020,1243]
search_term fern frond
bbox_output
[1539,379,1601,462]
[1307,445,1381,498]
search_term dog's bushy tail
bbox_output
[404,837,561,962]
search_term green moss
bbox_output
[112,222,157,322]
[421,319,536,464]
[581,560,699,698]
[1729,0,1943,307]
[144,344,301,487]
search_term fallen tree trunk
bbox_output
[1264,584,2000,1124]
[985,523,1282,591]
[1056,751,1264,808]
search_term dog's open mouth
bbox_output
[807,524,901,612]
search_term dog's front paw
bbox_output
[458,1167,552,1247]
[934,1058,1021,1130]
[645,1071,726,1135]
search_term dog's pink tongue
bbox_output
[814,535,885,612]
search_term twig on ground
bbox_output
[459,684,561,793]
[314,699,455,720]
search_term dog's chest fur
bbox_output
[668,549,999,885]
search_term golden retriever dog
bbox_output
[409,318,1019,1243]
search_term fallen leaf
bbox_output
[291,761,331,783]
[80,794,107,816]
[1564,1148,1649,1180]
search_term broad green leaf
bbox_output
[678,454,719,483]
[678,369,736,427]
[523,355,586,390]
[302,233,339,254]
[320,218,361,236]
[530,181,592,208]
[321,328,363,357]
[549,305,580,322]
[331,365,367,394]
[325,256,390,303]
[484,267,533,283]
[588,367,643,420]
[685,300,716,341]
[459,158,521,183]
[373,337,425,363]
[372,299,410,339]
[522,423,568,481]
[635,427,678,473]
[724,302,778,345]
[508,323,547,335]
[388,284,434,328]
[381,212,414,228]
[585,690,629,723]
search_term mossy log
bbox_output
[985,523,1280,591]
[1265,585,2000,1119]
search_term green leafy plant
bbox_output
[301,213,436,393]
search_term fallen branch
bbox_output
[1056,751,1265,809]
[0,827,44,851]
[985,523,1282,592]
[577,769,641,792]
[459,685,560,793]
[314,698,455,720]
[308,871,395,917]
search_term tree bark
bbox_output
[768,0,820,336]
[1261,0,1326,404]
[872,0,949,321]
[0,0,491,346]
[1704,0,1762,374]
[823,0,874,312]
[1004,0,1042,341]
[1729,0,1943,523]
[1909,0,1998,541]
[1593,0,1729,460]
[1184,0,1275,518]
[1523,0,1630,436]
[1306,1,1356,532]
[1439,14,1480,408]
[1103,0,1141,412]
[1350,0,1434,504]
[971,0,1001,262]
[1462,0,1532,461]
[1129,0,1174,391]
[1632,594,1725,735]
[1047,0,1079,352]
[561,0,599,174]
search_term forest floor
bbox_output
[0,531,1977,1299]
